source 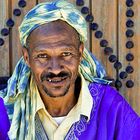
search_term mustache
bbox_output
[41,71,70,82]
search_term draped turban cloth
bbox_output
[0,0,111,139]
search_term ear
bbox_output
[22,47,31,67]
[78,43,84,62]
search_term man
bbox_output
[0,0,140,139]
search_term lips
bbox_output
[46,76,68,83]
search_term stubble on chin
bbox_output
[42,84,70,98]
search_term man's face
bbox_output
[23,20,83,98]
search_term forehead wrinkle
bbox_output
[33,20,78,35]
[31,42,77,53]
[30,34,73,46]
[28,20,80,45]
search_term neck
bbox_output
[39,88,77,117]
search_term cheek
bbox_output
[65,58,80,78]
[30,62,44,82]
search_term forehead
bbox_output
[26,20,81,53]
[27,20,80,47]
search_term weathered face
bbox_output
[23,20,84,98]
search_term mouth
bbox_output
[45,76,68,84]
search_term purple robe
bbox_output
[0,83,140,140]
[0,98,10,140]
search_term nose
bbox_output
[48,57,63,75]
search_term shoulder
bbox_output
[88,82,123,103]
[88,82,138,112]
[88,82,140,121]
[88,83,140,139]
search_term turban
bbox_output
[18,0,110,84]
[19,0,87,47]
[0,0,111,139]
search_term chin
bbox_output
[42,84,70,98]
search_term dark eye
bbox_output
[37,54,48,58]
[62,52,72,57]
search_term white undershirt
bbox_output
[53,116,66,125]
